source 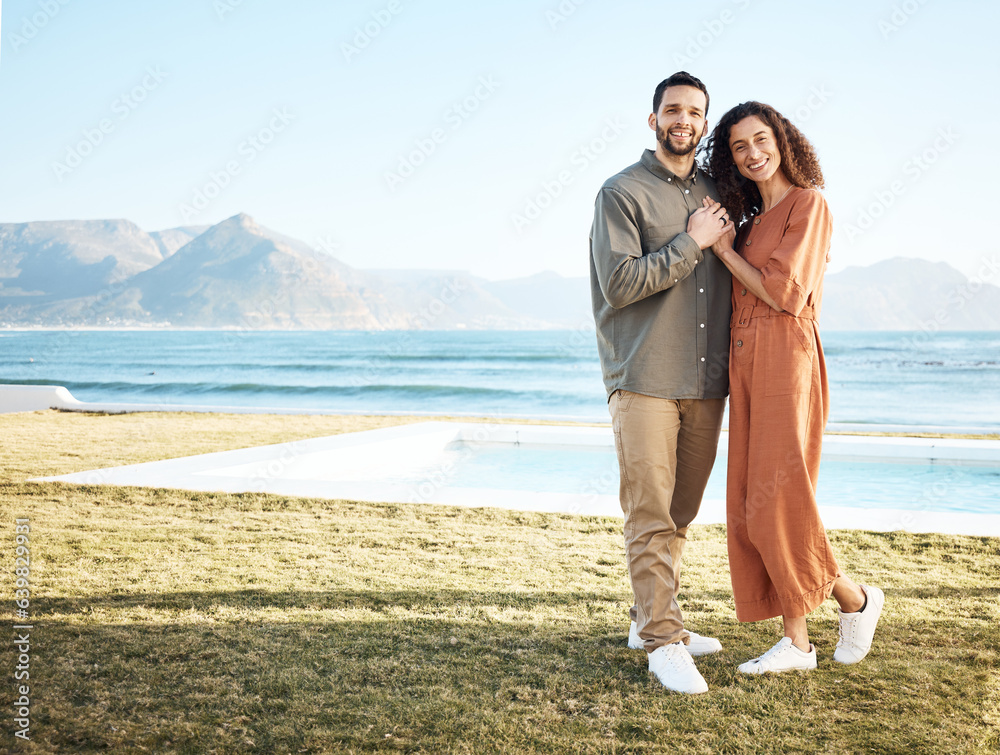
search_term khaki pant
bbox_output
[609,390,725,651]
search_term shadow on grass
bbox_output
[26,611,661,753]
[19,597,998,755]
[887,586,1000,599]
[35,587,629,613]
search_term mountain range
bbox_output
[1,213,998,330]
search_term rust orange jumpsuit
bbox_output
[727,187,840,622]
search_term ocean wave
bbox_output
[5,330,998,428]
[0,378,572,401]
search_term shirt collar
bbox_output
[641,149,699,185]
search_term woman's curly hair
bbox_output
[701,101,824,224]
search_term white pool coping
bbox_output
[35,421,1000,538]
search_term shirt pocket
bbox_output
[764,320,815,397]
[641,223,687,256]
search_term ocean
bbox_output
[2,329,999,429]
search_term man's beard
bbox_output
[656,124,700,156]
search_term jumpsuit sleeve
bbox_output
[591,186,703,309]
[759,190,833,316]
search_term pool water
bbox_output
[39,421,1000,535]
[380,441,1000,516]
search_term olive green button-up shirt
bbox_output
[589,149,732,400]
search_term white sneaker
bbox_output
[738,637,817,674]
[686,631,723,656]
[629,621,722,656]
[628,621,643,649]
[648,642,709,694]
[834,585,885,665]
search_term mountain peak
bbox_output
[223,212,260,233]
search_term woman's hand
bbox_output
[714,224,736,257]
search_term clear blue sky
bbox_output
[1,0,997,280]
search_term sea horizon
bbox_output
[4,329,999,430]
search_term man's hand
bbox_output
[687,200,730,249]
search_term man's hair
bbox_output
[652,72,710,116]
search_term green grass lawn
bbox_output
[2,410,998,754]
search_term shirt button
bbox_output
[737,339,743,347]
[746,240,752,246]
[754,218,761,225]
[699,288,704,293]
[685,189,690,194]
[700,357,706,362]
[741,288,747,296]
[700,323,705,328]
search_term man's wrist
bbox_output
[686,230,708,250]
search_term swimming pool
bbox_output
[401,439,1000,514]
[40,421,1000,537]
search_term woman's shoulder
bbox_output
[787,187,831,222]
[789,187,829,210]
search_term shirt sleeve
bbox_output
[590,186,703,309]
[760,190,832,316]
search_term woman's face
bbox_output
[729,115,782,184]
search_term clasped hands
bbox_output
[686,197,736,256]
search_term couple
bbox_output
[589,72,884,694]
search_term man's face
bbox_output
[650,85,708,157]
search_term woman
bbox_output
[703,101,884,673]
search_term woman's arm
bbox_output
[707,193,833,317]
[704,197,784,311]
[713,230,784,312]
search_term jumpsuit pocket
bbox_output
[764,320,814,397]
[731,320,755,368]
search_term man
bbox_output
[589,71,732,694]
